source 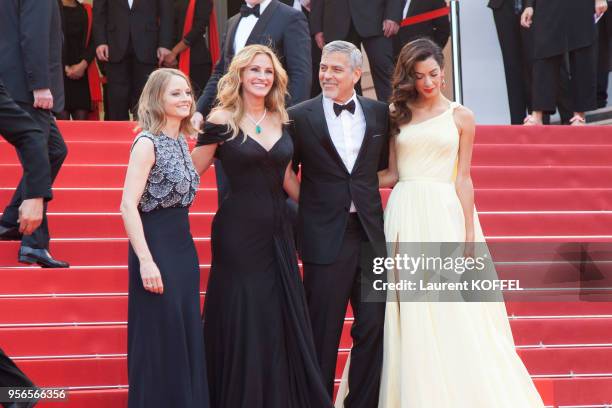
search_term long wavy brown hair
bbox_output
[389,38,445,136]
[210,44,289,141]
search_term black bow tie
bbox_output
[333,100,356,116]
[240,3,261,18]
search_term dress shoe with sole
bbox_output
[0,224,22,241]
[18,246,69,268]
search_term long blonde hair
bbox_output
[137,68,197,136]
[211,45,289,140]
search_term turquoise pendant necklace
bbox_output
[246,108,267,135]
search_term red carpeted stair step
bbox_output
[0,164,216,188]
[5,141,612,165]
[6,164,612,190]
[5,318,612,359]
[0,295,204,324]
[0,188,217,213]
[471,166,612,189]
[0,239,212,267]
[1,325,127,356]
[14,356,126,387]
[0,296,129,324]
[474,188,612,211]
[53,122,612,145]
[2,187,611,213]
[506,301,612,316]
[0,266,210,295]
[471,144,612,166]
[0,213,213,239]
[551,377,612,406]
[478,212,612,237]
[476,125,612,145]
[518,346,612,375]
[55,120,137,141]
[37,389,128,408]
[13,348,612,391]
[496,262,612,289]
[1,212,608,239]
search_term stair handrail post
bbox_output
[450,0,463,104]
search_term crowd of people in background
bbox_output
[49,0,612,127]
[57,0,451,123]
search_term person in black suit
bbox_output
[279,0,322,97]
[522,0,607,125]
[93,0,174,120]
[0,0,69,268]
[288,41,388,408]
[310,0,403,102]
[489,0,535,124]
[194,0,312,119]
[0,80,50,408]
[163,0,214,98]
[192,0,312,203]
[596,1,612,108]
[394,0,450,57]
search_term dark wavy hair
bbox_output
[389,38,445,136]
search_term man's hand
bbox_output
[596,0,608,17]
[18,198,44,235]
[314,32,325,50]
[157,47,172,67]
[163,52,178,68]
[33,89,53,110]
[96,44,109,62]
[382,20,400,38]
[521,7,534,28]
[190,111,204,139]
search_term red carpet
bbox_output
[1,122,612,407]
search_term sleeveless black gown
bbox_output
[127,132,209,408]
[197,123,332,408]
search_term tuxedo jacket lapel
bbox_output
[353,95,376,173]
[225,15,241,62]
[247,0,279,46]
[307,96,349,174]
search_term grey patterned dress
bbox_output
[135,131,199,212]
[127,131,209,408]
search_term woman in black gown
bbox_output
[191,45,332,408]
[121,68,209,408]
[58,0,96,120]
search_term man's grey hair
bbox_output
[322,40,363,71]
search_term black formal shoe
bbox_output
[0,224,22,241]
[18,246,69,268]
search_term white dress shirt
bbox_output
[403,0,412,19]
[128,0,134,9]
[293,0,310,11]
[234,0,272,53]
[323,93,366,213]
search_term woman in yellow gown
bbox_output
[335,38,545,408]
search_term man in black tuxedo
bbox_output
[194,0,312,119]
[288,41,388,408]
[310,0,403,102]
[488,0,535,124]
[93,0,174,120]
[0,80,51,407]
[193,0,312,203]
[279,0,322,97]
[0,0,69,268]
[394,0,450,57]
